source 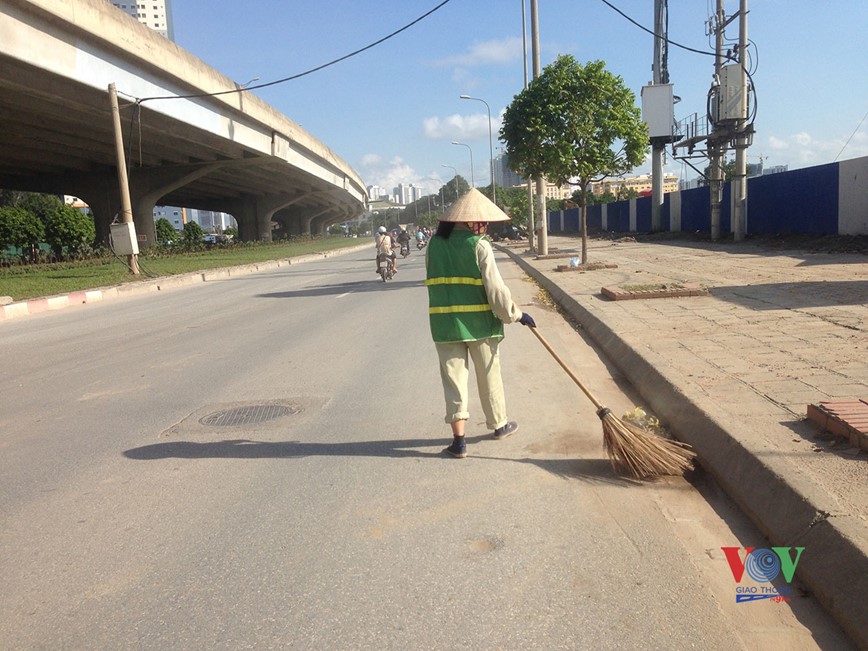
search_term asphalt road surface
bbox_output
[0,247,853,649]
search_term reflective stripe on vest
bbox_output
[426,230,504,343]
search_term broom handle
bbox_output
[528,327,605,411]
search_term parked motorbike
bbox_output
[377,253,395,282]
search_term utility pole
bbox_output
[732,0,749,241]
[108,83,140,275]
[522,0,535,252]
[530,0,548,255]
[708,0,726,241]
[649,0,669,232]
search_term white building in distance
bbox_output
[109,0,175,40]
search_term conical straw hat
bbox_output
[439,188,510,222]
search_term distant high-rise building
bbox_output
[189,209,237,232]
[393,183,423,205]
[109,0,175,40]
[495,153,525,188]
[366,185,387,200]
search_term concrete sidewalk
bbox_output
[497,234,867,648]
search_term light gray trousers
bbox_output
[435,337,507,430]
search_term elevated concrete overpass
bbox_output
[0,0,368,246]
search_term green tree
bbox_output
[21,193,64,227]
[501,56,648,261]
[45,205,95,258]
[496,185,530,227]
[155,218,177,244]
[416,211,440,229]
[700,160,737,186]
[0,189,27,208]
[224,226,238,239]
[0,205,45,261]
[441,176,469,206]
[181,220,204,247]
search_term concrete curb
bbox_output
[499,244,868,648]
[0,242,370,323]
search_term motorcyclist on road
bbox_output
[396,228,411,256]
[375,226,398,274]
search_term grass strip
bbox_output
[0,237,364,302]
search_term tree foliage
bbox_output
[21,193,64,227]
[441,176,469,206]
[500,56,648,260]
[155,218,177,243]
[0,205,45,260]
[182,220,204,246]
[44,204,95,256]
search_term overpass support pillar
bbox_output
[253,193,308,242]
[128,162,232,247]
[303,207,331,236]
[227,195,258,242]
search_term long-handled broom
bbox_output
[528,326,696,479]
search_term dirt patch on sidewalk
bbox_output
[592,231,868,255]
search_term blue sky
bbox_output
[173,0,868,195]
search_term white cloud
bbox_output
[422,111,503,141]
[760,128,868,168]
[360,153,382,166]
[767,136,789,151]
[358,154,425,191]
[794,132,812,147]
[434,36,523,67]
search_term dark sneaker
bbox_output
[493,421,519,440]
[444,440,467,458]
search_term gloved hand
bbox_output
[519,312,536,328]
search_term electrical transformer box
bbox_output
[641,83,674,139]
[110,222,140,256]
[717,64,747,122]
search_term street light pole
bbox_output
[460,95,495,205]
[521,0,535,252]
[451,141,474,188]
[441,164,459,200]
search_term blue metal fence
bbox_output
[546,157,861,236]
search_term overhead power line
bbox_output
[597,0,717,58]
[835,107,868,161]
[135,0,453,104]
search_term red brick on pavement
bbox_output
[807,399,868,451]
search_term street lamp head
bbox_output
[451,141,461,145]
[459,94,471,99]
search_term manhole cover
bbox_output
[199,404,298,427]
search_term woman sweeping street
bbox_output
[424,188,536,458]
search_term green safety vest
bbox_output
[425,229,504,343]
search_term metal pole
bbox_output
[650,0,668,232]
[522,0,534,251]
[460,96,496,205]
[108,83,139,275]
[451,142,474,188]
[530,0,547,255]
[441,164,459,198]
[709,0,725,241]
[732,0,748,241]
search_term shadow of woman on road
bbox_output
[123,436,629,485]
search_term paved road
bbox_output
[0,246,852,649]
[499,234,868,647]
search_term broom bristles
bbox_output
[600,411,696,479]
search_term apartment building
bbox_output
[109,0,174,40]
